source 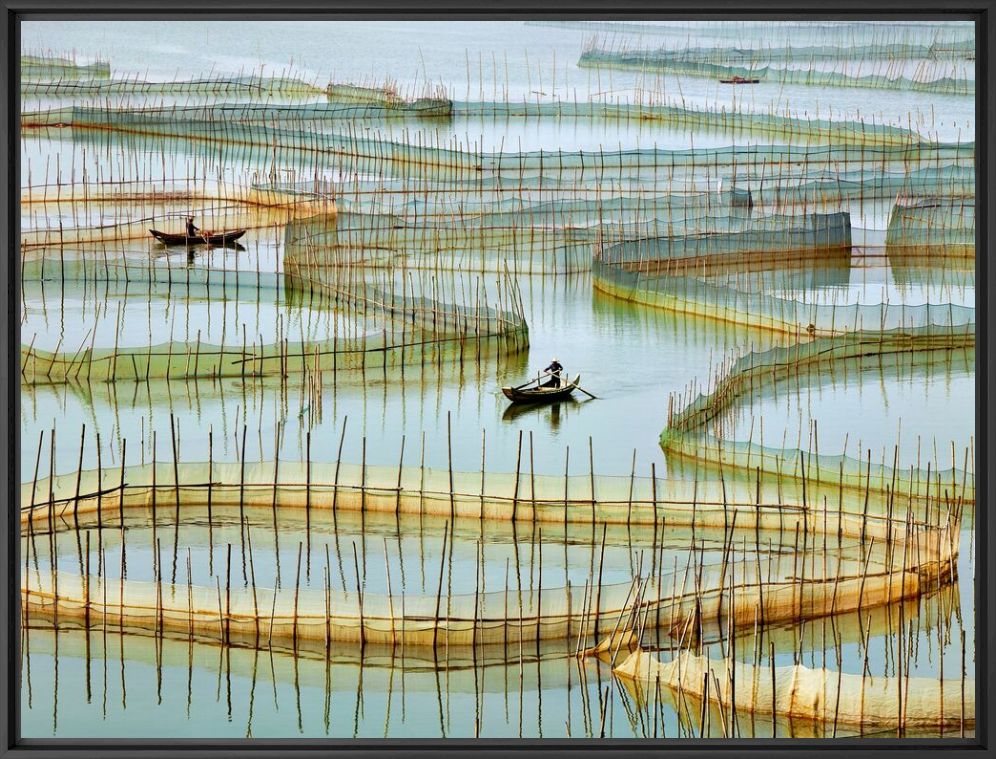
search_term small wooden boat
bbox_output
[719,75,760,84]
[150,228,247,246]
[502,374,581,404]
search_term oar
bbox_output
[574,383,598,400]
[511,373,547,391]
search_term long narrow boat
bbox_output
[719,76,761,84]
[502,374,581,404]
[149,228,247,246]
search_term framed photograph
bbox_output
[3,2,990,756]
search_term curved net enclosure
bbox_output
[21,250,528,384]
[592,211,975,337]
[660,327,974,505]
[21,452,958,650]
[22,99,924,147]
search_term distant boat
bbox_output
[502,374,582,404]
[719,75,761,84]
[150,228,247,246]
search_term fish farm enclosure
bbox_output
[18,19,976,740]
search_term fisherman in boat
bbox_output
[185,216,200,238]
[541,358,564,388]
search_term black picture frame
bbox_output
[1,3,991,756]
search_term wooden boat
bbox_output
[150,228,247,246]
[719,75,760,84]
[502,374,581,404]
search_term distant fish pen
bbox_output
[578,39,974,97]
[21,53,110,81]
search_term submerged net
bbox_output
[21,459,956,649]
[21,530,954,650]
[580,38,976,65]
[22,453,961,554]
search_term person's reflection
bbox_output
[549,402,562,431]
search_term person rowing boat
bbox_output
[541,358,564,388]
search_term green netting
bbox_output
[265,165,973,215]
[737,166,975,206]
[283,197,763,273]
[21,111,975,183]
[21,76,324,97]
[593,211,976,336]
[660,326,974,503]
[886,197,975,250]
[447,101,917,145]
[327,82,449,110]
[579,50,974,96]
[333,189,753,220]
[580,40,975,65]
[20,255,528,385]
[22,99,922,146]
[21,54,110,81]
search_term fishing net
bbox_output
[22,99,920,147]
[21,502,955,649]
[738,166,974,206]
[20,111,975,183]
[659,326,975,505]
[614,651,973,729]
[886,197,975,253]
[22,76,324,98]
[20,255,528,384]
[21,54,110,81]
[593,212,975,336]
[22,454,961,545]
[580,39,975,65]
[20,196,329,249]
[579,49,974,96]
